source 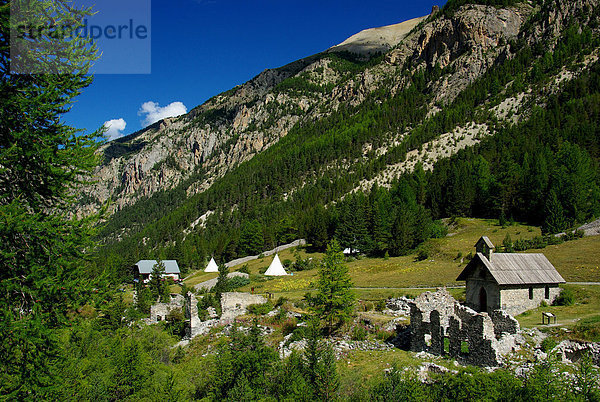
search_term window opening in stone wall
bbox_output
[529,286,533,300]
[545,285,549,299]
[461,340,470,354]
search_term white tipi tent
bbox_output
[264,254,288,276]
[204,257,219,273]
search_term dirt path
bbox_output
[567,282,600,285]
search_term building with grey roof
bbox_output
[134,260,180,283]
[457,237,565,316]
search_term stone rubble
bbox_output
[278,332,394,359]
[552,340,600,365]
[384,296,412,317]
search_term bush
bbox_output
[288,325,309,343]
[237,264,250,274]
[540,337,558,353]
[351,325,368,341]
[375,329,395,341]
[430,220,448,238]
[281,318,297,336]
[166,308,187,338]
[416,247,429,261]
[289,253,317,272]
[553,288,575,306]
[275,296,288,307]
[375,300,386,312]
[247,301,274,315]
[362,301,375,312]
[198,293,221,318]
[228,276,250,289]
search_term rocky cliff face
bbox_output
[78,0,598,220]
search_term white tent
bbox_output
[343,247,360,255]
[264,254,288,276]
[204,257,219,272]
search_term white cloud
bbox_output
[138,101,187,127]
[103,118,127,141]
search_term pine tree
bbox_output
[370,187,393,256]
[148,261,169,302]
[305,205,329,252]
[543,190,568,234]
[213,263,230,296]
[239,220,264,255]
[308,240,354,335]
[0,0,100,396]
[304,318,339,401]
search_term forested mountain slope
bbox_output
[87,0,600,280]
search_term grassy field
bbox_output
[527,236,600,282]
[336,349,422,398]
[516,284,600,329]
[182,218,600,310]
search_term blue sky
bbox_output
[65,0,446,140]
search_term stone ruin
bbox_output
[409,288,522,366]
[148,293,185,323]
[146,291,268,339]
[184,291,268,338]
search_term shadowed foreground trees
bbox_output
[0,0,101,397]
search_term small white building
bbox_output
[134,260,181,283]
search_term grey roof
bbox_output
[457,252,565,285]
[476,236,495,249]
[135,260,180,275]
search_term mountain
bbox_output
[327,15,427,56]
[83,0,600,279]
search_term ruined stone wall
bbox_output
[183,291,270,339]
[409,288,520,367]
[220,292,267,322]
[150,303,171,322]
[499,285,561,316]
[412,288,456,328]
[149,294,185,323]
[186,292,220,338]
[489,309,520,338]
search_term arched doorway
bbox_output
[479,287,487,313]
